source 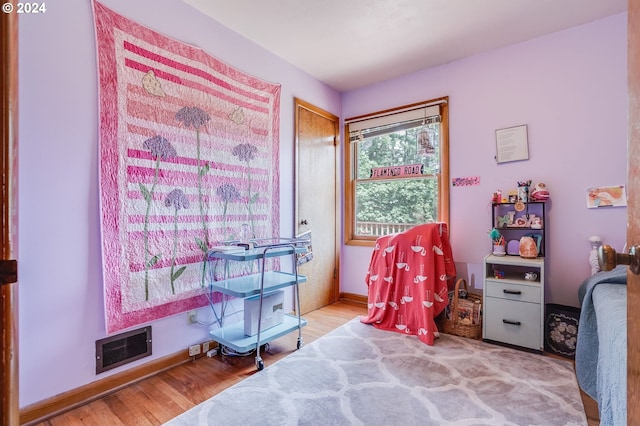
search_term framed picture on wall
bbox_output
[495,124,529,164]
[586,185,627,208]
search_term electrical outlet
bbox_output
[188,344,201,357]
[188,310,197,324]
[203,341,210,353]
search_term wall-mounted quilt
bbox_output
[93,2,281,333]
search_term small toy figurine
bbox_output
[530,182,550,201]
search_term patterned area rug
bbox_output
[165,318,587,426]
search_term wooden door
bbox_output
[628,0,640,423]
[1,8,19,426]
[294,99,339,314]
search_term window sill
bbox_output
[345,238,376,247]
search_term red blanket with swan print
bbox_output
[360,223,456,345]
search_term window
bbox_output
[344,97,449,245]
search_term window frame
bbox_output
[343,97,450,246]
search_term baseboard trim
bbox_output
[20,349,197,425]
[20,295,368,425]
[339,292,367,305]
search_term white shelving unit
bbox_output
[483,254,545,353]
[207,241,308,370]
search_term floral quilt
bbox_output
[93,2,281,333]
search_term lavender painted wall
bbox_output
[18,0,340,407]
[341,14,628,308]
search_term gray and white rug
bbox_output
[165,317,587,426]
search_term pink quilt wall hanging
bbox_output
[92,2,281,333]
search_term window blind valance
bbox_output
[347,104,441,143]
[346,104,440,132]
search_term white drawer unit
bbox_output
[483,254,545,352]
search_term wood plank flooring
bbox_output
[34,300,598,425]
[36,301,367,425]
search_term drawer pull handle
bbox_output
[503,289,522,295]
[502,319,521,326]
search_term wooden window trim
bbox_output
[343,97,450,246]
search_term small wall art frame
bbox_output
[495,124,529,164]
[586,185,627,208]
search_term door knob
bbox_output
[598,244,640,275]
[300,219,308,225]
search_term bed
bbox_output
[360,222,456,345]
[575,265,627,426]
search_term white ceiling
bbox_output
[182,0,627,92]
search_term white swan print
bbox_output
[396,262,410,271]
[374,293,385,309]
[382,245,395,257]
[395,314,406,330]
[411,235,427,256]
[422,289,434,307]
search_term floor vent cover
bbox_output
[96,326,152,374]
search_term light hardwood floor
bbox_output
[35,301,368,425]
[34,300,598,425]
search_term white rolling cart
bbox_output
[207,238,308,371]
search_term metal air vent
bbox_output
[96,326,152,374]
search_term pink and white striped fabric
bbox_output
[93,2,281,333]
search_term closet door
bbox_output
[294,98,339,313]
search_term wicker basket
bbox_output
[443,278,482,339]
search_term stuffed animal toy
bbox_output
[530,183,550,201]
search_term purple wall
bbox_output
[18,0,340,408]
[341,13,628,308]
